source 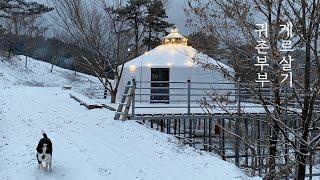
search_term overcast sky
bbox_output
[166,0,189,35]
[34,0,190,36]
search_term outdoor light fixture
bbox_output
[186,60,193,67]
[166,62,173,67]
[129,65,136,72]
[171,28,178,33]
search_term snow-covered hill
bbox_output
[0,56,259,180]
[0,55,99,88]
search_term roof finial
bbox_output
[171,27,178,33]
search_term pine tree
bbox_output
[115,0,173,56]
[116,0,149,57]
[0,0,53,18]
[144,0,173,50]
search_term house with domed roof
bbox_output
[117,29,235,104]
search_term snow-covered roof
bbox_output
[162,29,188,45]
[124,44,234,72]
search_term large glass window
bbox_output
[150,68,170,103]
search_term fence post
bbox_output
[245,116,249,167]
[103,78,107,99]
[208,115,212,152]
[220,114,226,160]
[131,79,136,119]
[258,114,262,176]
[237,77,241,111]
[187,79,191,140]
[235,77,241,166]
[309,150,314,180]
[203,115,207,151]
[284,87,289,179]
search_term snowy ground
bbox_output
[0,56,259,179]
[0,87,257,180]
[0,55,99,88]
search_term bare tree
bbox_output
[23,15,48,68]
[3,13,24,58]
[49,29,62,73]
[186,0,320,179]
[52,0,132,103]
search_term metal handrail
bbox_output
[135,87,238,90]
[135,93,238,97]
[135,106,202,109]
[137,81,241,85]
[135,100,237,103]
[128,79,313,118]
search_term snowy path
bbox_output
[0,87,255,180]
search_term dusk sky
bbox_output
[34,0,190,35]
[166,0,189,34]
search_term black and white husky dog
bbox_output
[36,131,53,172]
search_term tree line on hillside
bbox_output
[0,31,109,76]
[0,0,177,84]
[0,1,87,75]
[0,0,224,103]
[0,0,52,65]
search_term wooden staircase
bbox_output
[114,81,135,120]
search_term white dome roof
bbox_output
[124,44,234,72]
[162,29,188,45]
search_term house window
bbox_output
[150,68,170,103]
